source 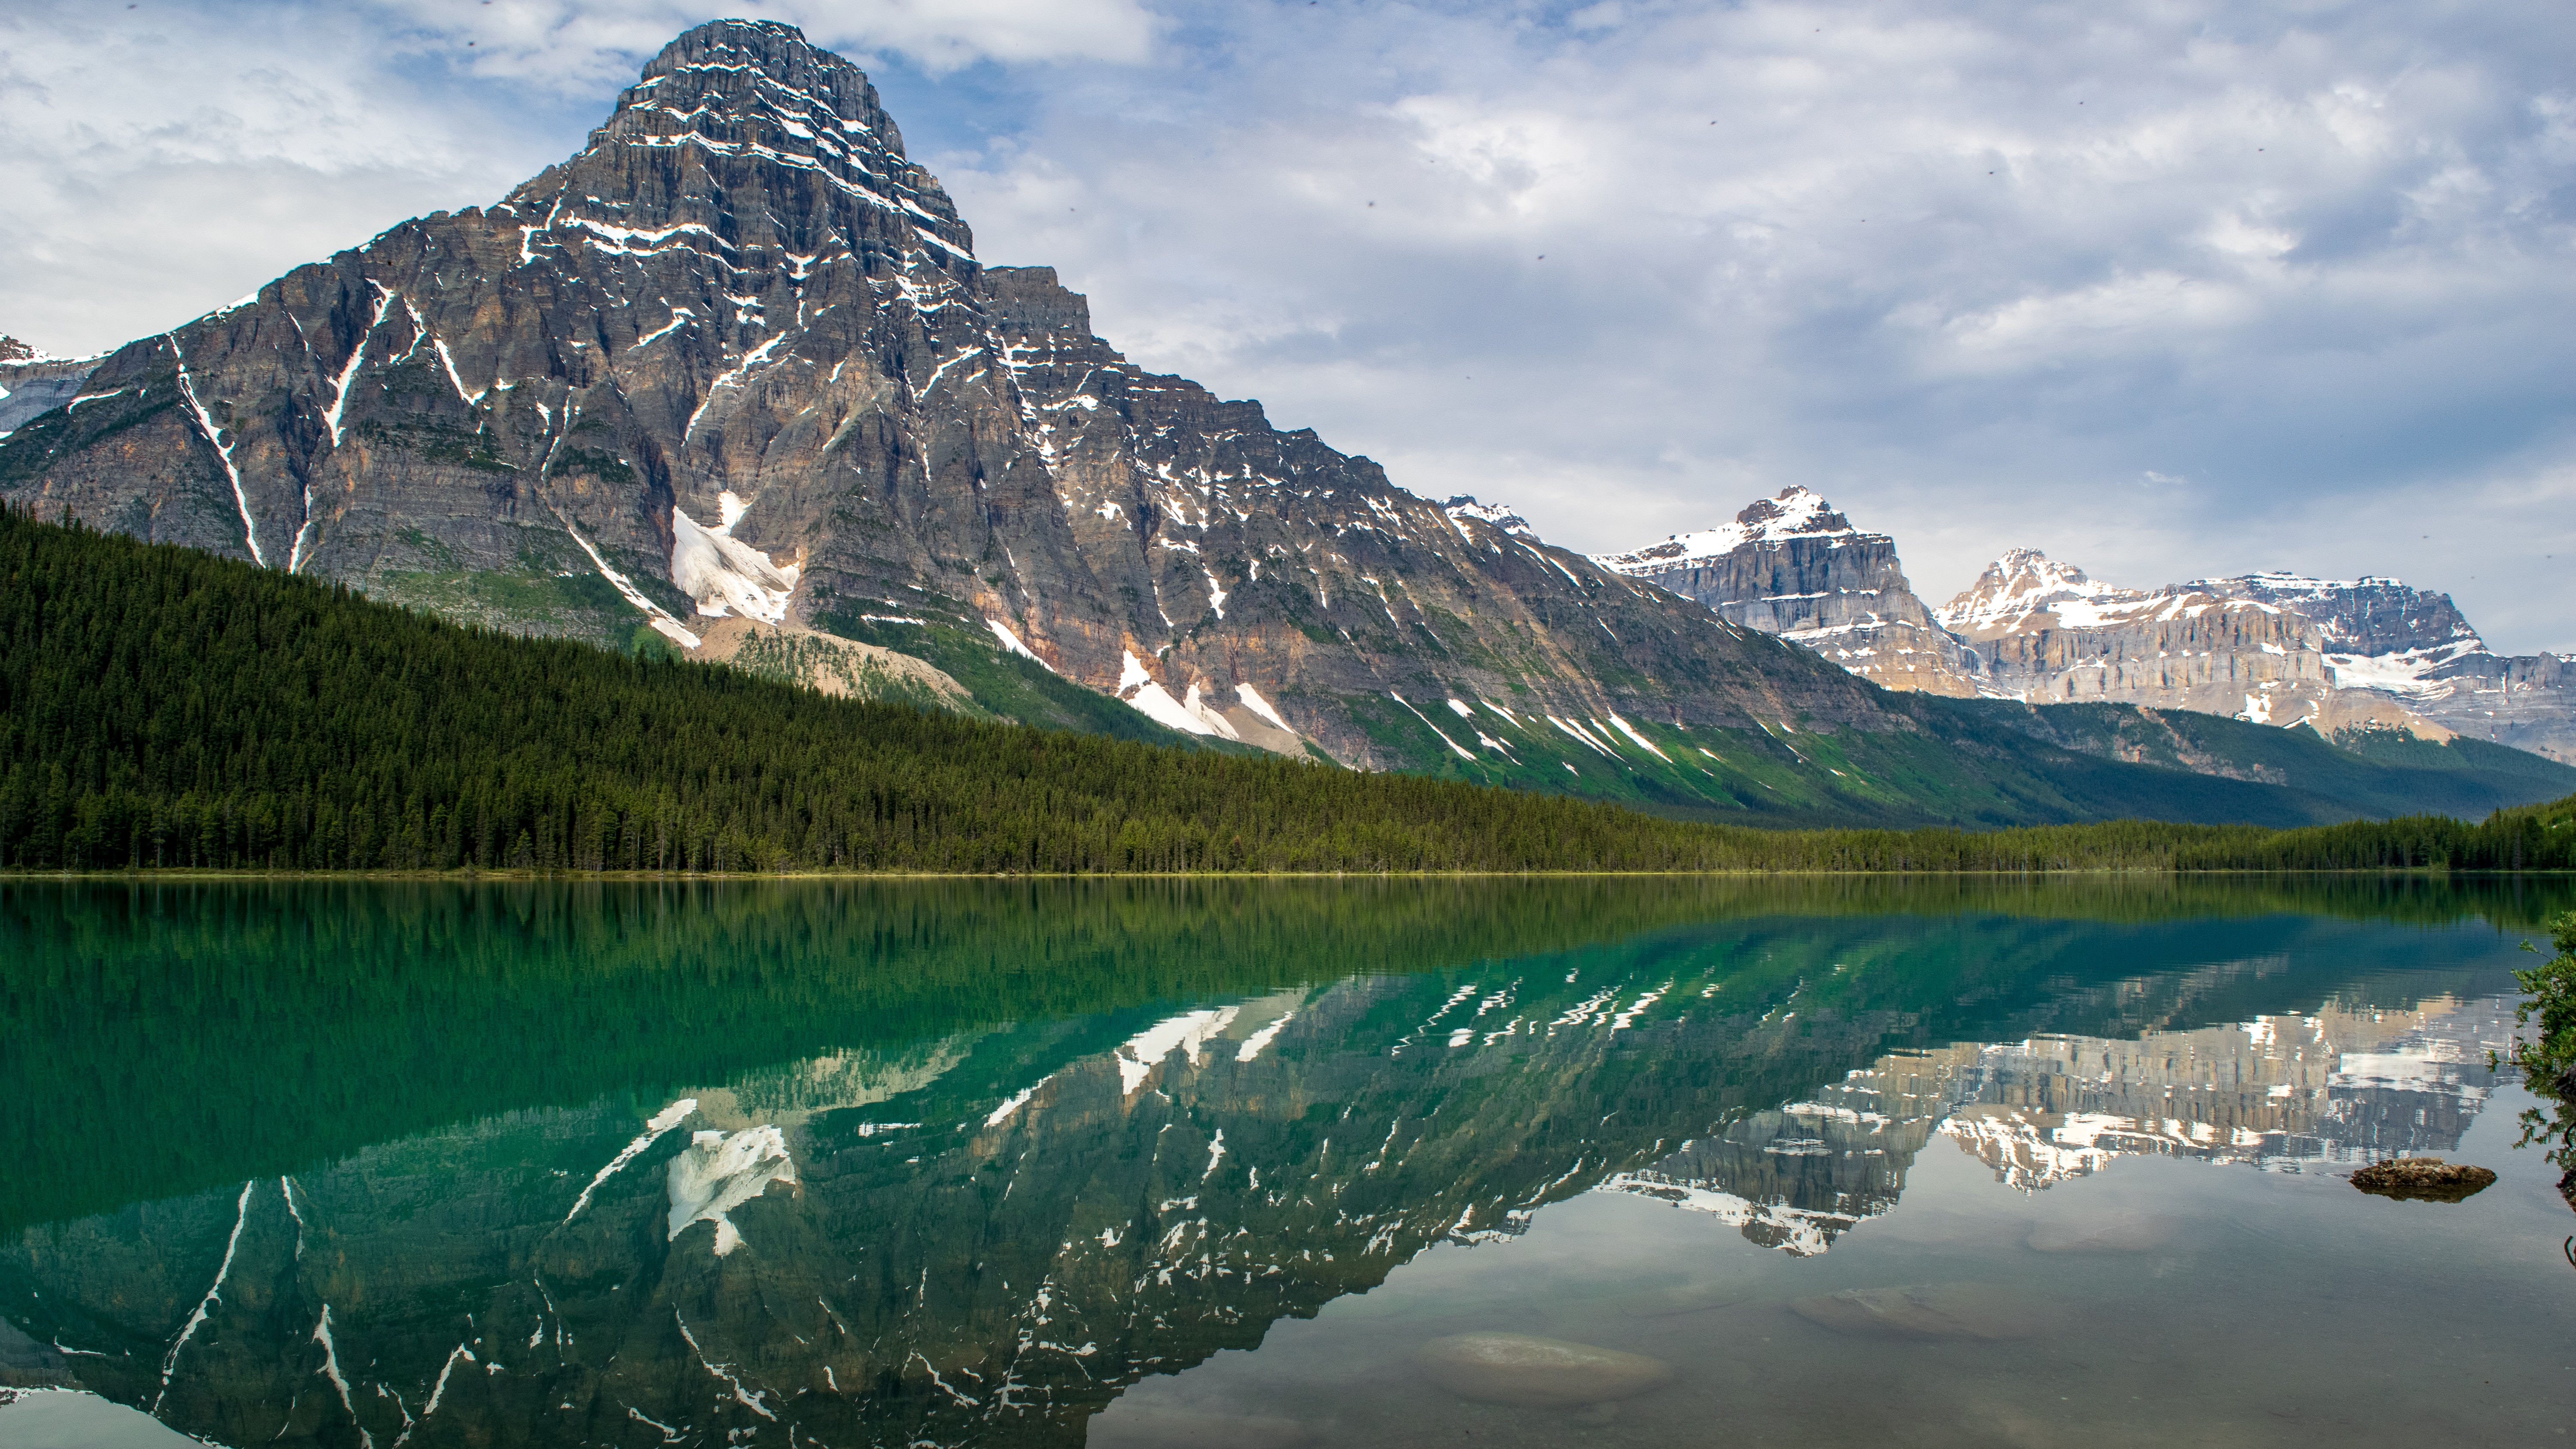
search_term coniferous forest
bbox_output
[3,508,2570,875]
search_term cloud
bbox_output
[6,0,2571,652]
[933,0,2576,650]
[0,0,1151,352]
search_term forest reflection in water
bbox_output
[3,874,2570,1447]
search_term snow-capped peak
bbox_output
[1938,548,2317,636]
[1443,496,1535,537]
[1936,548,2147,633]
[1594,487,1859,573]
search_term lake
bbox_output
[3,876,2571,1447]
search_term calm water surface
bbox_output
[3,877,2571,1447]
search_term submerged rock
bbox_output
[1417,1333,1673,1406]
[2026,1213,2178,1253]
[1607,1279,1749,1317]
[2349,1157,2496,1202]
[1789,1284,2058,1340]
[1087,1406,1314,1448]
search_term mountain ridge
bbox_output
[1603,492,2576,764]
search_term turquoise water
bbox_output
[3,878,2570,1447]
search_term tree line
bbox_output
[3,508,2569,875]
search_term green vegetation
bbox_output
[2502,911,2576,1202]
[2508,911,2576,1088]
[1949,698,2576,822]
[7,508,2576,877]
[2169,791,2576,870]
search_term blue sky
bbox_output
[6,0,2572,650]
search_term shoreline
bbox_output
[2,867,2568,882]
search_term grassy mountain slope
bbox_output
[1947,698,2576,822]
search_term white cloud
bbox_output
[934,0,2576,650]
[0,0,1152,351]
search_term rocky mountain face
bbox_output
[0,20,1917,798]
[1930,554,2576,760]
[1601,478,2576,765]
[1932,548,2381,729]
[0,337,99,437]
[2195,573,2576,763]
[1596,487,1981,697]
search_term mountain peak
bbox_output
[1736,486,1851,538]
[1592,487,1859,573]
[0,335,33,364]
[1937,548,2142,633]
[510,13,972,263]
[1443,496,1534,536]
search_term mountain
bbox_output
[1595,487,1981,696]
[1931,553,2576,761]
[2193,572,2576,763]
[0,20,1925,804]
[1931,547,2431,732]
[1600,475,2576,768]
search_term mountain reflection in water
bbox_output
[1,876,2567,1448]
[1601,990,2518,1254]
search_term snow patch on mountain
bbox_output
[671,502,797,623]
[1116,649,1240,739]
[1114,1008,1241,1096]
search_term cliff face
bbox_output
[0,21,1906,785]
[2197,573,2576,763]
[1933,548,2445,735]
[0,338,99,436]
[1595,488,1982,697]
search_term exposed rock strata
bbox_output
[0,338,100,437]
[1597,488,1982,696]
[1935,548,2447,736]
[2198,573,2576,762]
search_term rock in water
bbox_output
[1789,1284,2057,1340]
[1416,1333,1673,1406]
[2026,1213,2178,1253]
[2349,1158,2496,1202]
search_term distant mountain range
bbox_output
[1603,487,2576,763]
[2,19,2568,825]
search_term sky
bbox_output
[6,0,2572,651]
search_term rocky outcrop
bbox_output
[0,21,1911,788]
[1597,488,1982,696]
